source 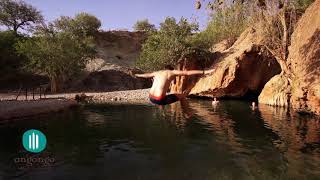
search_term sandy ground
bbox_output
[0,89,151,120]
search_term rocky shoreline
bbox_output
[63,89,151,104]
[0,89,152,120]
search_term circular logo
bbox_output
[22,129,47,153]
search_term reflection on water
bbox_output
[164,100,320,179]
[0,100,319,180]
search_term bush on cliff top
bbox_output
[133,19,156,32]
[197,2,249,49]
[136,17,210,71]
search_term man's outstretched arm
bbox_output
[135,72,155,78]
[172,69,214,76]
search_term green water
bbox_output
[0,100,319,180]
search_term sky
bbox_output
[23,0,210,31]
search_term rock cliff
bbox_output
[89,31,147,71]
[170,28,281,99]
[70,31,151,92]
[259,0,320,115]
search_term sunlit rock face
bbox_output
[91,31,147,70]
[288,0,320,115]
[69,31,150,91]
[170,28,281,99]
[259,0,320,115]
[258,74,291,107]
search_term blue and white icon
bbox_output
[22,129,47,153]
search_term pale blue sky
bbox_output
[23,0,210,31]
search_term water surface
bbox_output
[0,100,319,180]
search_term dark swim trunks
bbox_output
[149,94,179,105]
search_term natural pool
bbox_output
[0,100,319,180]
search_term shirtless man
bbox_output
[135,65,214,105]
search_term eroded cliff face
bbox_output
[69,31,151,92]
[91,31,147,70]
[170,28,281,99]
[259,0,320,115]
[258,74,291,106]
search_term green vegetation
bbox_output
[0,0,43,80]
[137,0,315,71]
[136,2,250,71]
[0,30,25,76]
[133,19,156,32]
[195,0,315,51]
[294,0,315,10]
[194,3,249,49]
[16,13,99,92]
[52,12,101,37]
[136,17,211,71]
[0,0,100,92]
[0,0,43,33]
[0,0,316,91]
[255,0,315,74]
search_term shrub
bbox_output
[15,13,100,92]
[195,3,249,49]
[0,30,25,76]
[136,17,207,71]
[133,19,156,32]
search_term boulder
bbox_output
[170,28,281,99]
[258,74,291,106]
[259,0,320,114]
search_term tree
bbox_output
[15,13,99,93]
[16,32,96,93]
[0,0,43,33]
[195,0,314,11]
[53,12,101,37]
[133,19,156,32]
[195,0,314,76]
[136,17,209,71]
[192,2,249,49]
[0,30,25,76]
[258,0,313,76]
